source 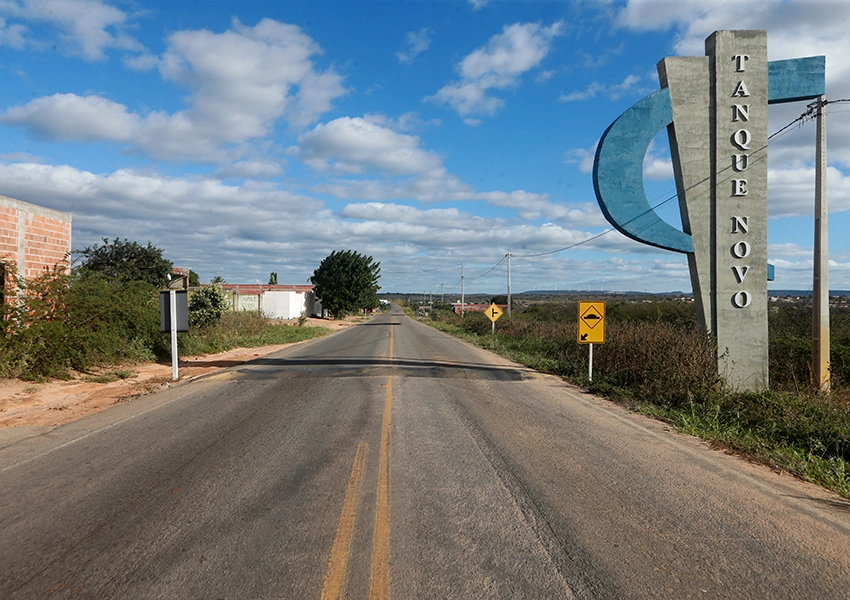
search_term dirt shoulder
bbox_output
[0,317,355,430]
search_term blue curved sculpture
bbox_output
[593,56,825,255]
[592,88,691,253]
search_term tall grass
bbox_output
[424,299,850,497]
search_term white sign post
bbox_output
[160,290,188,382]
[170,289,178,381]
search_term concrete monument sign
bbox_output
[593,30,824,390]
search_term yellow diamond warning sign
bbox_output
[578,301,605,344]
[485,303,503,323]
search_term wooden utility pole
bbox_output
[813,96,830,392]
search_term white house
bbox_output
[219,284,321,319]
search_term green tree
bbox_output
[189,283,229,328]
[189,270,200,287]
[310,250,381,318]
[74,238,173,288]
[269,272,278,285]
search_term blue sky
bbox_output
[0,0,848,295]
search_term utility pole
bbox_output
[461,263,465,317]
[813,95,830,392]
[506,253,512,318]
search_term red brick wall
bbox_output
[0,196,72,281]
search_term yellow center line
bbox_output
[321,441,368,600]
[369,376,392,600]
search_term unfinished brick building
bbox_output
[0,195,72,292]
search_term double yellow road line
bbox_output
[321,321,394,600]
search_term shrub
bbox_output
[189,284,229,328]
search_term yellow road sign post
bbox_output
[578,301,605,382]
[486,303,503,334]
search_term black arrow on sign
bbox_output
[581,333,588,341]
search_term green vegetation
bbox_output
[420,298,850,498]
[0,250,330,382]
[310,250,381,318]
[188,282,228,328]
[74,237,174,288]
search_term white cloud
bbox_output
[768,165,850,217]
[643,138,674,181]
[0,18,347,162]
[0,0,142,60]
[297,117,444,176]
[0,17,26,49]
[560,73,648,102]
[615,1,850,97]
[1,93,139,141]
[397,28,431,64]
[564,144,597,174]
[426,21,562,119]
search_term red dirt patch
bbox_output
[0,317,356,429]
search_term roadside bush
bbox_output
[0,263,164,380]
[189,283,229,328]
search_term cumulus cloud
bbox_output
[297,117,444,176]
[397,28,431,64]
[0,0,142,60]
[426,21,562,119]
[2,94,139,141]
[0,18,347,161]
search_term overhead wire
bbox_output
[403,98,850,285]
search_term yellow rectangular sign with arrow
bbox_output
[578,301,605,344]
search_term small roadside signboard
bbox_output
[578,301,605,344]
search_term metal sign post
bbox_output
[160,290,189,381]
[170,290,178,380]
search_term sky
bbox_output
[0,0,849,295]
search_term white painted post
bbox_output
[588,343,594,382]
[170,289,179,381]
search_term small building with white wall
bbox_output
[219,284,321,319]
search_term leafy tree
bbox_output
[74,238,173,288]
[269,272,278,285]
[189,270,200,287]
[189,283,229,328]
[210,275,226,285]
[310,250,381,318]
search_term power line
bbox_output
[393,99,850,283]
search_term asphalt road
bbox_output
[2,305,849,599]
